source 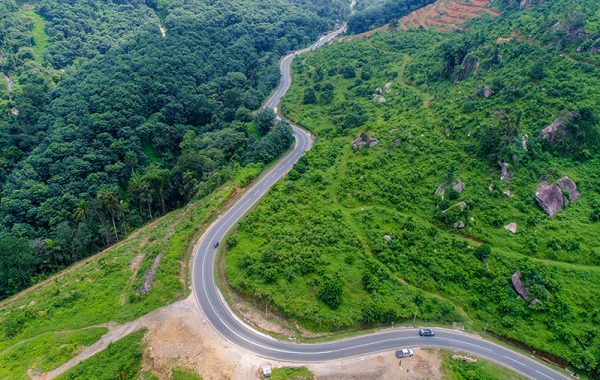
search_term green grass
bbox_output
[20,6,49,63]
[0,327,107,380]
[271,367,314,380]
[172,369,203,380]
[441,351,527,380]
[0,164,263,378]
[224,1,600,377]
[142,143,165,165]
[56,329,145,380]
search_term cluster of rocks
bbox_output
[535,176,579,217]
[140,253,163,295]
[435,179,465,198]
[453,55,480,82]
[351,134,379,148]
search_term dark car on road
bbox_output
[213,241,219,248]
[419,328,435,337]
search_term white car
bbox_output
[395,348,414,358]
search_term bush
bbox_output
[318,275,343,309]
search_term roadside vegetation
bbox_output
[225,0,600,377]
[0,327,106,380]
[441,351,527,380]
[271,367,314,380]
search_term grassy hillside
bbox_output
[18,6,49,63]
[56,329,146,380]
[225,0,600,377]
[0,164,261,378]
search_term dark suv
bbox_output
[419,328,435,337]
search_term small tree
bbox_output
[318,275,343,309]
[254,108,276,135]
[340,66,356,79]
[475,244,492,268]
[303,88,316,104]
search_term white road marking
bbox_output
[536,370,554,379]
[504,355,526,366]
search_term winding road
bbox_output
[191,22,569,380]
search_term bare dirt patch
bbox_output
[309,348,443,380]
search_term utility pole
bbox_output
[483,322,489,334]
[413,309,418,324]
[319,314,323,330]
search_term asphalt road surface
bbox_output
[191,22,569,380]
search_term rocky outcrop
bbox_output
[453,180,464,193]
[372,94,386,103]
[352,135,379,148]
[535,184,564,217]
[140,253,163,295]
[540,112,574,143]
[558,176,580,201]
[500,162,512,182]
[512,271,530,300]
[535,176,579,217]
[453,55,479,82]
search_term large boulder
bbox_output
[540,112,574,143]
[535,184,564,217]
[558,176,580,201]
[535,176,579,217]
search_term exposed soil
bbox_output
[352,0,500,39]
[38,293,451,380]
[309,349,443,380]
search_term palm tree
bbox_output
[97,188,121,242]
[73,200,89,221]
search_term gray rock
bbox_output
[522,134,529,151]
[352,135,379,148]
[536,183,565,217]
[504,222,518,234]
[540,112,574,143]
[500,162,512,182]
[454,221,465,229]
[558,176,580,201]
[536,176,579,217]
[453,180,465,193]
[373,94,386,103]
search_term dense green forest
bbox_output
[225,0,600,377]
[0,0,349,299]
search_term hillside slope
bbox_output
[224,0,600,377]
